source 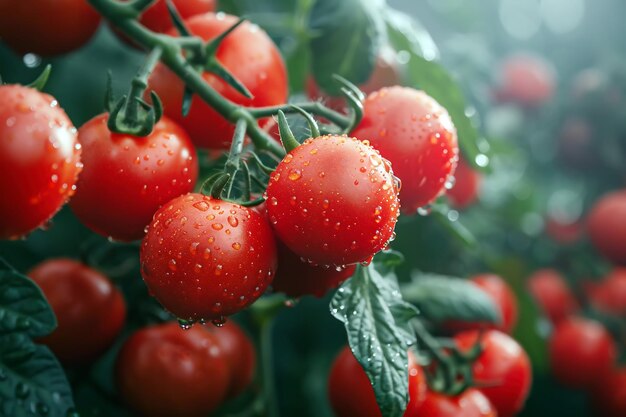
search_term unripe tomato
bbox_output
[206,321,256,398]
[447,157,481,209]
[587,190,626,265]
[149,13,288,149]
[272,241,356,297]
[138,0,215,34]
[0,85,82,239]
[265,135,400,266]
[140,193,277,321]
[455,330,531,417]
[328,346,426,417]
[70,114,198,242]
[548,317,616,389]
[592,368,626,417]
[28,259,126,365]
[351,86,459,213]
[471,274,518,333]
[588,268,626,316]
[0,0,100,56]
[527,269,579,324]
[414,389,497,417]
[496,53,556,107]
[116,322,230,417]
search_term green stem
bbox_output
[260,317,279,417]
[126,46,162,120]
[250,102,351,130]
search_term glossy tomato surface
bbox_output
[328,346,426,417]
[414,389,497,417]
[447,157,481,209]
[70,114,197,241]
[471,274,518,333]
[149,13,288,149]
[29,259,126,365]
[455,330,531,417]
[548,317,616,389]
[140,193,277,321]
[0,0,100,56]
[116,322,230,417]
[351,86,458,213]
[527,269,579,324]
[587,190,626,265]
[0,85,82,239]
[265,135,400,266]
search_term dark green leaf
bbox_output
[0,333,74,417]
[330,262,418,417]
[384,9,439,61]
[401,273,501,325]
[0,269,56,338]
[431,205,478,248]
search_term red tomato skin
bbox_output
[544,217,583,244]
[447,157,481,209]
[70,114,197,242]
[548,317,617,389]
[139,0,216,33]
[116,322,230,417]
[496,53,556,107]
[587,191,626,265]
[0,0,100,56]
[148,13,288,149]
[29,259,126,365]
[328,346,426,417]
[140,193,277,321]
[0,85,82,239]
[351,86,459,213]
[592,368,626,417]
[272,241,357,297]
[589,268,626,316]
[265,135,400,266]
[471,274,518,333]
[414,389,497,417]
[455,330,532,417]
[527,269,579,324]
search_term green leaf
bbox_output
[401,273,501,325]
[330,262,419,417]
[384,9,439,61]
[0,268,56,338]
[0,333,75,417]
[308,0,385,95]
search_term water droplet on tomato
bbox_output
[288,169,302,181]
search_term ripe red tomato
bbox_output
[328,346,426,417]
[70,114,198,242]
[495,53,556,107]
[527,269,579,324]
[455,330,531,417]
[205,321,256,398]
[587,190,626,265]
[415,389,497,417]
[0,0,100,56]
[272,241,357,297]
[138,0,215,34]
[148,13,288,149]
[544,217,583,244]
[471,274,518,333]
[351,86,459,213]
[116,322,230,417]
[265,135,400,266]
[0,85,82,239]
[447,157,481,209]
[28,259,126,365]
[140,193,277,321]
[592,368,626,417]
[548,317,616,389]
[588,268,626,316]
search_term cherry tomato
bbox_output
[272,241,356,297]
[447,157,481,209]
[0,0,100,56]
[116,322,230,417]
[548,317,616,389]
[415,389,496,417]
[205,321,256,398]
[455,330,531,417]
[588,268,626,316]
[592,368,626,417]
[587,190,626,265]
[70,114,197,242]
[138,0,215,34]
[148,13,288,149]
[28,259,126,365]
[471,274,518,333]
[495,53,556,107]
[328,346,426,417]
[0,85,82,239]
[527,269,579,324]
[544,217,583,245]
[265,135,400,266]
[351,86,459,213]
[140,193,277,321]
